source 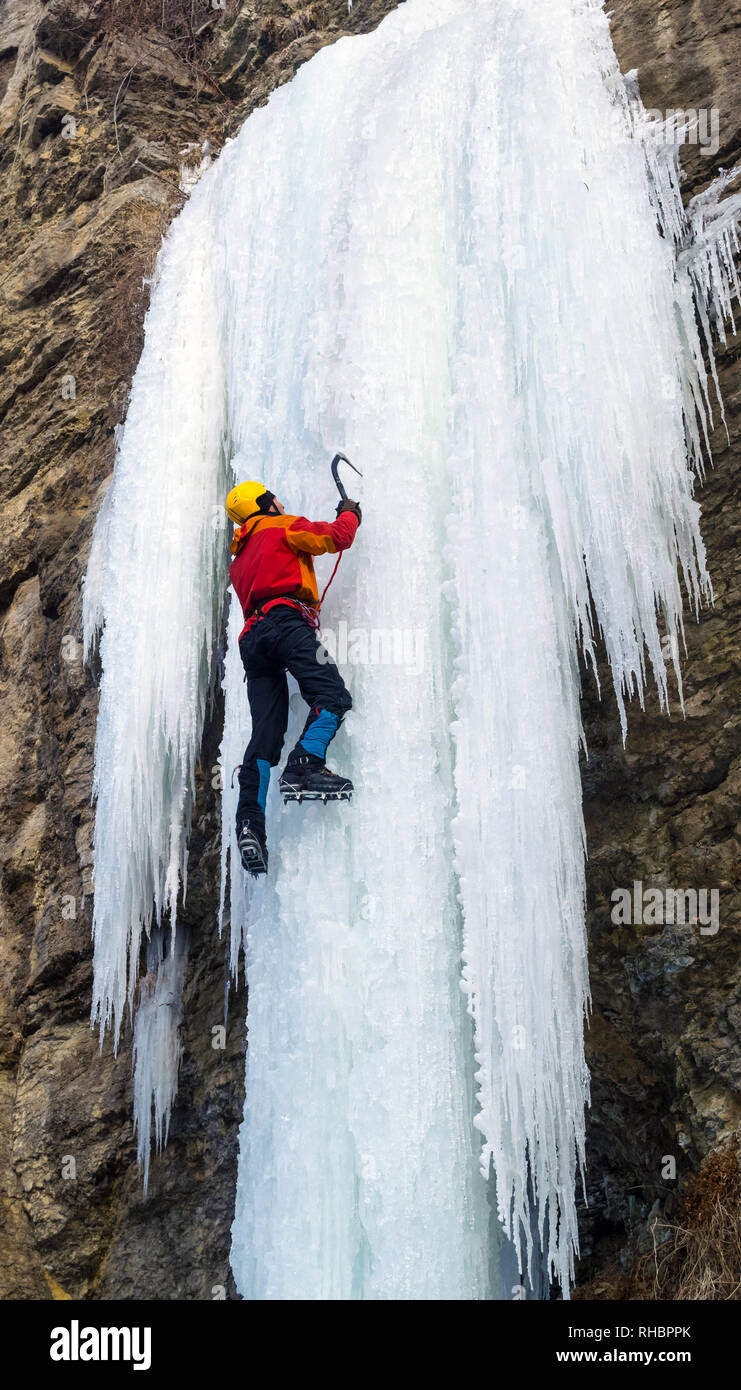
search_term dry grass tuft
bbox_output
[575,1139,741,1301]
[45,1,231,73]
[640,1142,741,1300]
[276,4,331,42]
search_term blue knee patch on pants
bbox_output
[300,709,339,760]
[256,758,271,812]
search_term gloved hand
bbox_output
[336,498,362,524]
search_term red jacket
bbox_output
[229,510,359,635]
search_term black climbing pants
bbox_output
[236,605,352,836]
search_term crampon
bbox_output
[279,754,353,805]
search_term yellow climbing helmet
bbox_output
[225,480,275,525]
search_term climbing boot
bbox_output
[237,820,268,876]
[279,752,353,804]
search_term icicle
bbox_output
[217,586,253,979]
[82,479,113,664]
[84,179,231,1050]
[133,930,187,1193]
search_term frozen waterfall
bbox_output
[84,0,739,1298]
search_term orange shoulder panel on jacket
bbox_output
[284,513,359,556]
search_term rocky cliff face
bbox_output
[578,0,741,1287]
[0,0,738,1299]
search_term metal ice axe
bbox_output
[331,452,363,500]
[318,453,363,613]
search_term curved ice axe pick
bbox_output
[318,453,363,614]
[330,452,363,501]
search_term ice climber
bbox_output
[226,479,361,876]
